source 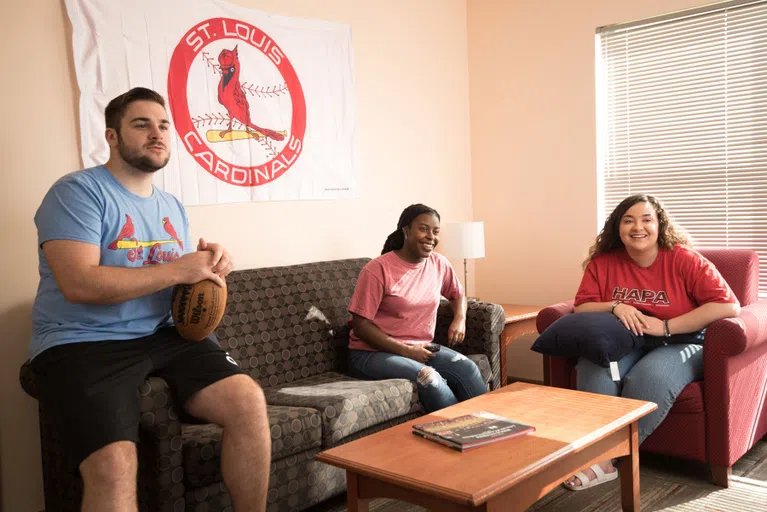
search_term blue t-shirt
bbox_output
[30,165,191,360]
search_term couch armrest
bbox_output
[703,300,767,468]
[137,376,187,510]
[19,368,188,510]
[435,300,504,390]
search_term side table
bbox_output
[499,304,542,386]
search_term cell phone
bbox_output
[425,343,441,352]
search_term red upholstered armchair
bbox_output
[536,249,767,487]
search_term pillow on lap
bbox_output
[531,312,643,367]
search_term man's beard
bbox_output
[117,136,170,173]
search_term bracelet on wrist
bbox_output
[611,300,621,314]
[663,319,671,337]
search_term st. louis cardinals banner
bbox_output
[65,0,358,204]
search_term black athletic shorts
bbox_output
[30,327,244,471]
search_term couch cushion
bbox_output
[263,372,422,447]
[265,447,345,512]
[182,405,322,488]
[466,354,492,387]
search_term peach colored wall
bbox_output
[468,0,710,382]
[0,1,471,509]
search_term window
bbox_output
[597,0,767,296]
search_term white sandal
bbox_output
[563,463,619,491]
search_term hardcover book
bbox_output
[412,411,535,451]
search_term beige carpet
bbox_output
[309,439,767,511]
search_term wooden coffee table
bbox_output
[316,382,656,511]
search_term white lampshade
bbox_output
[440,221,485,259]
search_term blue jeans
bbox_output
[348,347,487,413]
[576,343,704,444]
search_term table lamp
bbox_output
[439,221,485,298]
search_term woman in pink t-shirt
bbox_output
[564,194,740,491]
[347,204,487,413]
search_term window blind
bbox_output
[597,0,767,297]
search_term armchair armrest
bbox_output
[536,300,575,333]
[435,300,505,390]
[137,376,187,510]
[705,301,767,356]
[703,300,767,468]
[535,301,576,388]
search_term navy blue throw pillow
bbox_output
[531,312,643,367]
[644,329,706,348]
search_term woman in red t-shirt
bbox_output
[564,194,740,491]
[346,204,487,413]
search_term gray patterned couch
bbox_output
[19,257,505,511]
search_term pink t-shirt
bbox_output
[348,251,463,351]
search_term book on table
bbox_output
[412,411,535,451]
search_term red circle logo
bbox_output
[168,18,306,187]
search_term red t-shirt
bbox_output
[574,245,737,320]
[348,251,463,351]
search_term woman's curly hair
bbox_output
[583,194,691,269]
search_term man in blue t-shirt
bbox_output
[30,87,270,511]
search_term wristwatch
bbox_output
[610,300,621,314]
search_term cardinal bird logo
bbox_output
[106,213,183,264]
[217,46,286,142]
[108,214,135,250]
[108,214,183,251]
[167,17,307,187]
[162,217,184,250]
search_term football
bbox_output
[171,279,228,341]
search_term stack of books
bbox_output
[412,411,535,451]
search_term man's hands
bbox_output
[172,238,234,288]
[172,251,225,287]
[197,238,234,277]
